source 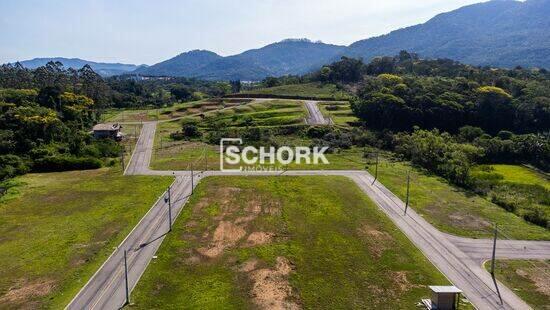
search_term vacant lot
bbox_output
[179,99,308,128]
[132,176,448,309]
[471,164,549,229]
[103,99,252,123]
[0,169,172,308]
[488,260,550,309]
[318,101,358,126]
[372,159,550,240]
[241,82,350,100]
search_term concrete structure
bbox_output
[422,286,462,310]
[93,123,122,140]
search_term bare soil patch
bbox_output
[0,278,55,305]
[248,257,300,310]
[516,268,550,296]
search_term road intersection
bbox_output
[68,117,550,310]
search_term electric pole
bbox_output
[124,249,129,305]
[166,186,172,232]
[404,171,410,215]
[191,165,194,194]
[371,152,379,185]
[121,150,125,173]
[491,223,498,275]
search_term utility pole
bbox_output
[124,249,129,305]
[121,150,125,173]
[490,222,503,305]
[205,147,208,172]
[165,186,172,232]
[371,152,379,185]
[191,165,194,194]
[404,171,410,215]
[491,223,498,275]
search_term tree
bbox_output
[475,86,514,134]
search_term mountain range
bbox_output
[12,0,550,80]
[16,58,144,77]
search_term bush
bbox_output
[0,155,29,181]
[325,105,340,111]
[33,156,102,172]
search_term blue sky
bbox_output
[0,0,485,65]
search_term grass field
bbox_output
[241,83,351,100]
[179,99,308,128]
[131,176,449,309]
[471,164,549,229]
[372,160,550,240]
[318,101,358,126]
[0,169,172,308]
[102,99,253,123]
[487,260,550,309]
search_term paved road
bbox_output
[304,100,330,125]
[69,121,550,310]
[66,173,204,310]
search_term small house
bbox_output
[93,123,123,140]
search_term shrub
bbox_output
[32,156,102,172]
[0,154,29,181]
[325,105,340,111]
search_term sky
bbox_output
[0,0,486,65]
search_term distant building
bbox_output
[93,123,123,140]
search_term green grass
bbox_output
[131,176,449,309]
[318,101,359,126]
[197,99,308,128]
[487,260,550,309]
[471,164,549,229]
[374,160,550,240]
[473,164,549,190]
[0,169,172,308]
[102,99,253,123]
[242,82,351,100]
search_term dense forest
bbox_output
[261,52,550,227]
[0,61,234,185]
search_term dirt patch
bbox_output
[197,221,246,258]
[357,224,394,258]
[239,258,259,273]
[391,271,421,292]
[248,257,300,310]
[246,232,275,247]
[516,267,550,296]
[448,212,491,230]
[0,279,55,304]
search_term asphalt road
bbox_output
[304,100,330,125]
[68,121,550,310]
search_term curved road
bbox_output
[67,121,550,310]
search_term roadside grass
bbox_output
[486,260,550,309]
[318,101,359,126]
[372,159,550,240]
[241,82,351,100]
[131,176,449,309]
[102,99,253,123]
[470,164,549,229]
[0,168,172,308]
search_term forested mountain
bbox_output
[18,58,142,77]
[134,0,550,80]
[132,50,223,77]
[9,0,549,80]
[344,0,550,68]
[136,39,345,80]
